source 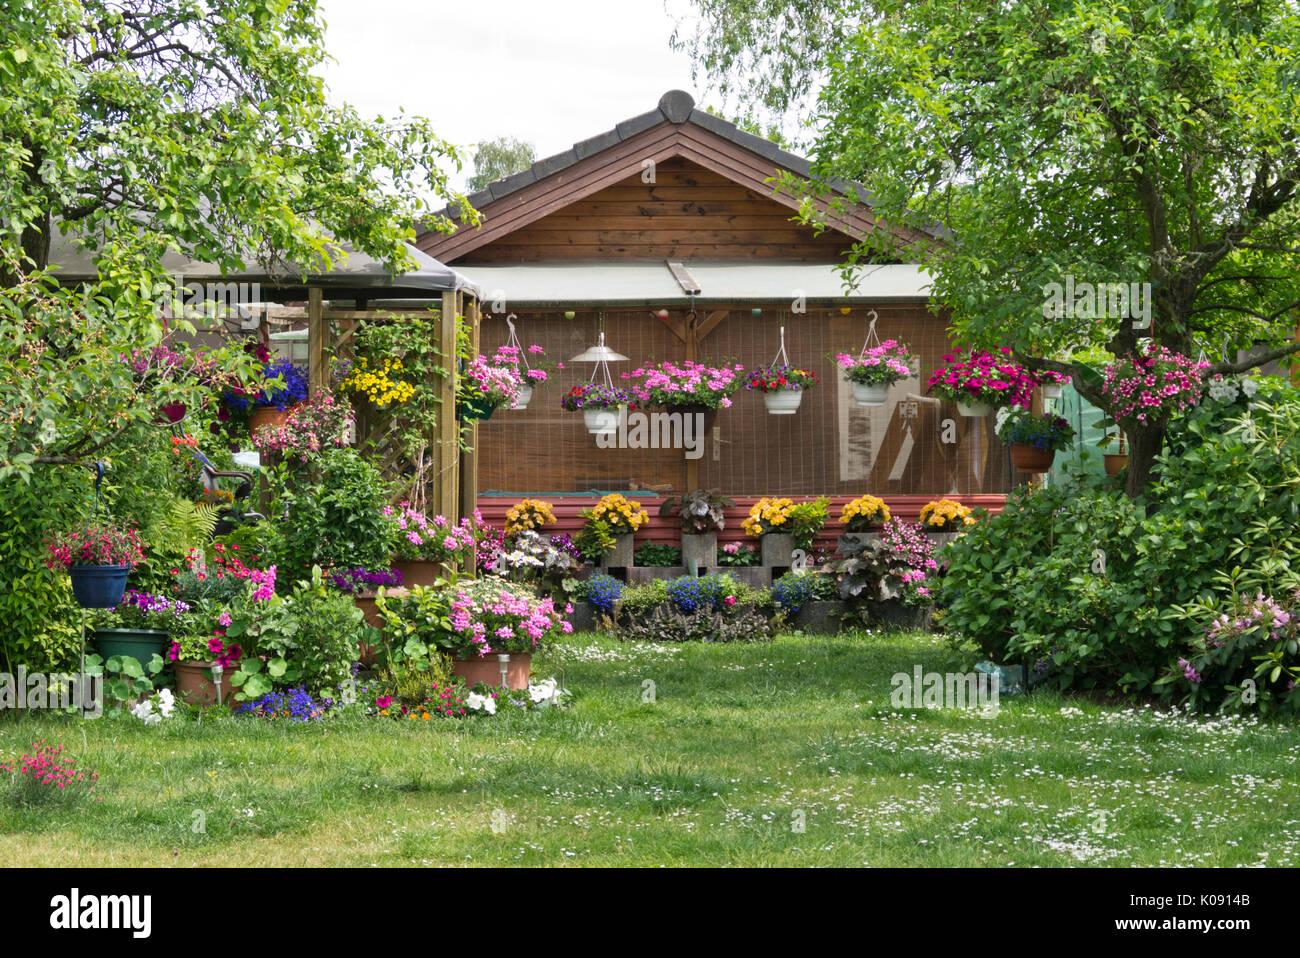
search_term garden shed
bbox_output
[417,91,1018,544]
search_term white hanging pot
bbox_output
[584,407,619,436]
[763,389,804,415]
[511,384,533,410]
[1041,383,1062,401]
[851,382,890,406]
[956,399,993,417]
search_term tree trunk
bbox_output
[1123,421,1165,499]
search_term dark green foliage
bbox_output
[270,448,393,580]
[0,467,92,673]
[618,604,774,644]
[634,542,682,567]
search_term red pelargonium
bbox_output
[926,347,1036,408]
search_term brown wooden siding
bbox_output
[458,158,855,263]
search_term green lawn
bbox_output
[2,629,1297,867]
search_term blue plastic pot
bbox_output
[69,565,130,609]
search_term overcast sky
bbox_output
[318,0,705,190]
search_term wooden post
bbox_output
[459,295,480,532]
[436,289,461,522]
[684,310,728,493]
[307,286,325,393]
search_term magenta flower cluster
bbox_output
[0,740,100,800]
[45,522,146,570]
[836,340,917,386]
[926,347,1036,408]
[1102,346,1209,424]
[623,361,745,410]
[880,518,941,598]
[383,502,482,565]
[448,578,573,658]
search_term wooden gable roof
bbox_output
[417,91,934,265]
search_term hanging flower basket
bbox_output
[457,397,498,422]
[763,389,804,414]
[1105,454,1128,476]
[956,399,992,417]
[1009,444,1054,473]
[69,565,131,609]
[744,339,818,415]
[852,383,891,406]
[155,402,187,424]
[583,407,620,435]
[511,384,533,410]
[249,405,292,436]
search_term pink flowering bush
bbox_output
[1102,345,1209,425]
[382,502,483,567]
[879,518,941,606]
[836,340,917,386]
[1160,588,1300,716]
[45,520,146,569]
[1,741,100,806]
[251,391,353,463]
[624,360,745,410]
[444,576,571,658]
[926,347,1036,408]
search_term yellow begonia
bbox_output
[919,498,975,528]
[743,497,795,537]
[504,498,557,534]
[840,495,891,529]
[593,494,648,533]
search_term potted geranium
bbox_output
[624,360,744,432]
[328,567,404,666]
[1037,368,1071,402]
[490,344,561,410]
[90,590,191,663]
[384,503,481,586]
[560,383,633,436]
[927,347,1036,417]
[996,408,1074,473]
[580,493,649,568]
[744,365,819,414]
[836,341,917,406]
[45,520,146,609]
[169,631,243,707]
[659,488,734,572]
[458,354,522,421]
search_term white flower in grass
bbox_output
[466,692,486,712]
[131,700,161,725]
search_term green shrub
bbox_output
[635,542,682,567]
[0,468,91,673]
[619,605,774,643]
[270,448,393,580]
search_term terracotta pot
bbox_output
[1009,444,1054,473]
[175,660,236,708]
[249,406,290,438]
[452,651,531,690]
[1104,453,1128,476]
[392,559,455,588]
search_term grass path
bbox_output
[2,630,1297,866]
